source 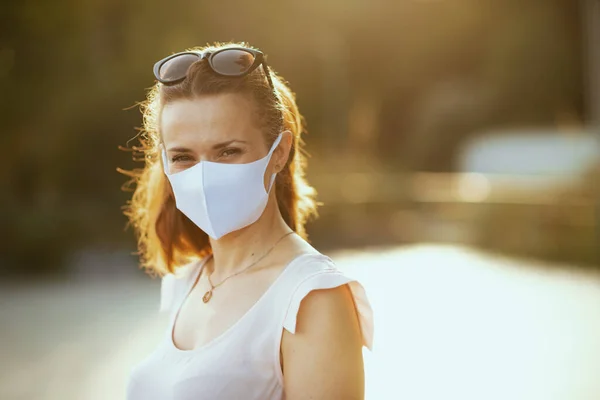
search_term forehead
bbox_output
[160,93,263,148]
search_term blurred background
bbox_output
[1,0,599,399]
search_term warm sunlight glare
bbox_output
[337,245,600,400]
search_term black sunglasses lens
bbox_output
[159,54,199,82]
[211,49,256,76]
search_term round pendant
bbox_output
[202,290,213,303]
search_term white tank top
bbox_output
[126,253,373,400]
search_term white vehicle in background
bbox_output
[459,129,600,195]
[453,129,599,265]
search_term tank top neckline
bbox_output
[166,252,325,355]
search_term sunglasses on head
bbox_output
[153,47,275,89]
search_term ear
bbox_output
[273,130,293,173]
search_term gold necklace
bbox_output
[202,231,295,303]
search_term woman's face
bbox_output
[161,93,274,175]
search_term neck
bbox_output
[208,194,292,278]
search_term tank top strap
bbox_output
[270,253,374,351]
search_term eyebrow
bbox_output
[211,139,248,150]
[166,139,248,153]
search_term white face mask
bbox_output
[162,133,283,239]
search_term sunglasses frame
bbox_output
[153,47,275,89]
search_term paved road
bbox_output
[1,245,599,400]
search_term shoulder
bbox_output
[280,254,370,398]
[281,253,374,350]
[293,282,359,339]
[282,280,362,357]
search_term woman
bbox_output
[124,42,373,400]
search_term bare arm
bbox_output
[281,284,365,400]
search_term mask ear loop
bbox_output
[266,133,284,193]
[160,146,171,175]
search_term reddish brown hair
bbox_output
[122,43,318,275]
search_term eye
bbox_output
[219,147,241,158]
[171,154,194,163]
